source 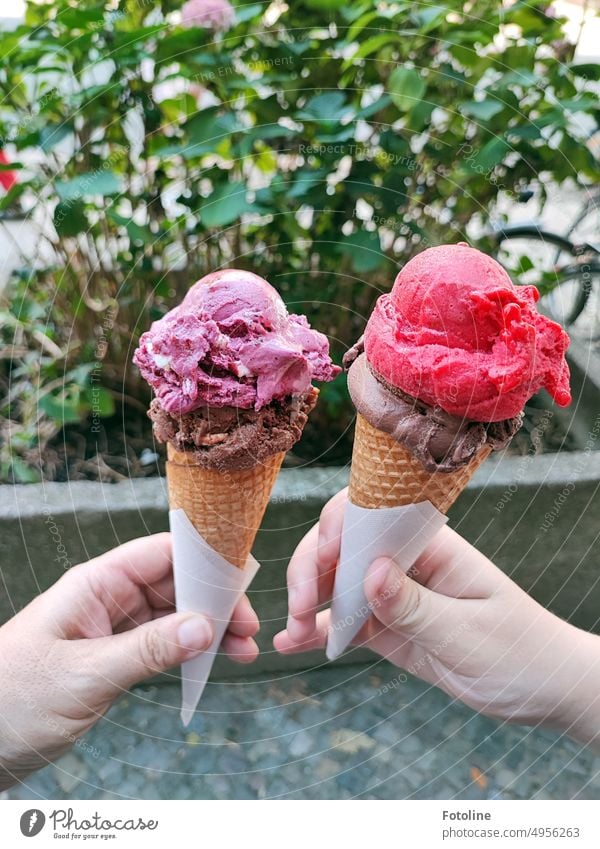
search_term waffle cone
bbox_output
[166,444,285,568]
[348,413,491,514]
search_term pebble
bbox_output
[496,767,518,789]
[53,752,88,794]
[288,731,313,758]
[246,739,281,765]
[6,667,599,801]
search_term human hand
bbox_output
[0,533,259,788]
[275,490,600,749]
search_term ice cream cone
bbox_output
[348,413,491,515]
[166,444,285,568]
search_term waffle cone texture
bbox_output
[166,444,284,568]
[348,413,491,514]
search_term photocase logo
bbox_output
[20,810,46,837]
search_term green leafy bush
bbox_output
[0,0,597,480]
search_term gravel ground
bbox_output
[4,664,599,801]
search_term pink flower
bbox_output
[181,0,235,31]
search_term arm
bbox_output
[275,490,600,751]
[0,533,260,789]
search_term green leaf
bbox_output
[10,457,41,484]
[107,209,153,245]
[58,7,105,29]
[0,183,26,211]
[388,67,426,112]
[288,169,328,198]
[0,33,21,60]
[155,29,211,65]
[336,229,385,273]
[460,100,504,121]
[198,182,255,228]
[66,364,95,386]
[54,200,88,237]
[344,33,398,64]
[55,171,122,202]
[305,0,347,9]
[187,111,239,146]
[505,4,554,37]
[298,92,351,121]
[84,385,115,417]
[356,94,392,119]
[346,11,386,42]
[465,137,510,172]
[315,125,356,144]
[246,124,295,141]
[156,110,241,158]
[234,3,264,23]
[41,123,73,153]
[449,44,483,69]
[569,63,600,81]
[560,96,598,113]
[507,124,542,140]
[499,70,540,88]
[39,384,83,425]
[416,4,447,32]
[405,99,435,132]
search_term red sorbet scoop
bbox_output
[364,243,572,421]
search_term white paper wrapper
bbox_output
[326,500,447,660]
[169,509,260,725]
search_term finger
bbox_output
[87,611,213,693]
[286,489,347,639]
[115,589,258,640]
[274,609,382,656]
[274,609,331,654]
[365,557,466,648]
[221,633,259,664]
[143,573,175,611]
[409,526,505,598]
[317,487,347,566]
[92,533,173,587]
[274,607,415,667]
[66,534,174,630]
[285,524,321,640]
[227,595,259,638]
[355,615,414,667]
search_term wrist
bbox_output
[545,619,600,750]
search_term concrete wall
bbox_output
[1,450,599,678]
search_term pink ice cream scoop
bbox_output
[134,269,340,414]
[364,243,572,421]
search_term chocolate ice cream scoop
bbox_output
[149,388,319,470]
[347,352,521,472]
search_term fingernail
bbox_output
[288,585,300,610]
[178,616,213,651]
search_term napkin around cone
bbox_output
[326,500,447,660]
[170,509,260,725]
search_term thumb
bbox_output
[87,612,214,694]
[364,557,455,643]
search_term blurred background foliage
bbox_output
[0,0,598,480]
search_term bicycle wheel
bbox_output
[493,226,584,325]
[541,263,600,329]
[565,190,600,244]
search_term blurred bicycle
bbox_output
[489,189,600,329]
